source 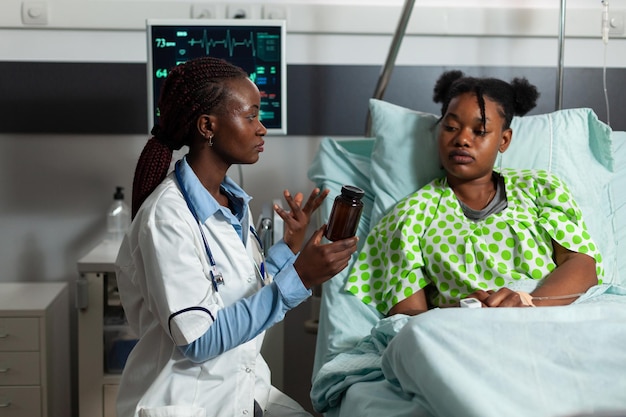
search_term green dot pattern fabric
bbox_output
[345,169,604,315]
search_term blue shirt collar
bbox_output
[175,157,252,230]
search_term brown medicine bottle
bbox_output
[324,185,365,241]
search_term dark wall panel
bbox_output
[0,62,148,134]
[288,65,624,135]
[0,62,623,135]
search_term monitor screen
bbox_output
[146,19,287,135]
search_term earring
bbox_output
[497,151,503,171]
[206,133,214,147]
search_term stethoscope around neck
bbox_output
[174,161,267,292]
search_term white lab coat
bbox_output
[115,174,307,417]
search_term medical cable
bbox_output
[517,291,586,307]
[601,0,611,127]
[249,227,268,284]
[531,292,586,300]
[602,45,610,127]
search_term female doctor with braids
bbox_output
[115,56,358,417]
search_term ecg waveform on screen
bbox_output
[150,23,284,132]
[187,30,256,57]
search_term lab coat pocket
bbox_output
[138,405,205,417]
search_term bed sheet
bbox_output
[323,379,428,417]
[611,131,626,284]
[312,285,626,417]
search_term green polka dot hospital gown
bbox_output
[346,169,604,315]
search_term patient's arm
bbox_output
[529,240,598,306]
[469,240,597,307]
[387,288,429,316]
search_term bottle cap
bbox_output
[114,186,125,200]
[341,185,364,199]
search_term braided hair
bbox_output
[132,57,248,218]
[432,70,539,131]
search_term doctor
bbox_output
[115,56,358,417]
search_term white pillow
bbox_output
[368,99,444,227]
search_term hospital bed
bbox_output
[307,99,626,417]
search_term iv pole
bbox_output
[556,0,567,110]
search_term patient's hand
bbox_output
[275,188,329,253]
[467,288,528,308]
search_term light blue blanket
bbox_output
[311,285,626,417]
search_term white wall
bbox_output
[1,0,626,284]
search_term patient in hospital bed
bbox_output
[310,70,626,417]
[347,70,601,315]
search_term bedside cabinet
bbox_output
[0,282,70,417]
[76,240,127,417]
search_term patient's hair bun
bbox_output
[432,70,464,104]
[510,77,540,117]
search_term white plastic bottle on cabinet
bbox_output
[106,186,131,243]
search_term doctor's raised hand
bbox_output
[274,187,329,253]
[274,188,358,288]
[114,56,356,417]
